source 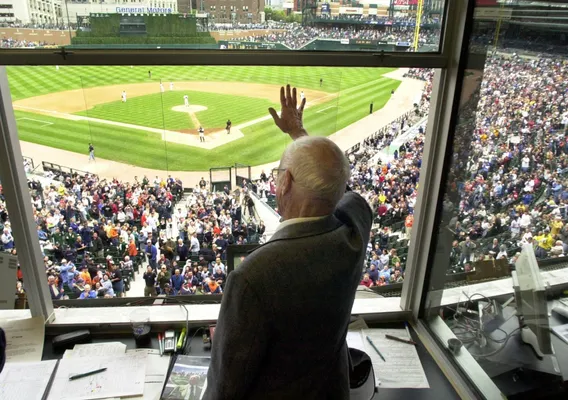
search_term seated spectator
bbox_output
[78,283,96,299]
[101,274,115,297]
[213,267,226,285]
[359,273,373,288]
[1,228,14,250]
[179,280,196,295]
[79,265,92,286]
[379,265,391,281]
[47,275,63,300]
[368,264,379,282]
[162,283,175,296]
[203,277,222,294]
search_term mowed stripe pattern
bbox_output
[78,91,277,130]
[8,66,400,171]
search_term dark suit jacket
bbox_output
[203,192,372,400]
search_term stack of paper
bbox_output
[0,360,58,400]
[58,343,171,400]
[47,352,148,400]
[347,328,430,389]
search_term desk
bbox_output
[41,323,459,400]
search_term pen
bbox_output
[366,336,386,362]
[385,334,417,345]
[69,367,107,381]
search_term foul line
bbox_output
[16,117,54,127]
[316,106,337,113]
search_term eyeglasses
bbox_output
[271,168,288,180]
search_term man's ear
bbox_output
[280,170,293,197]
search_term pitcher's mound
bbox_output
[172,105,207,113]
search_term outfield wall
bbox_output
[0,28,74,46]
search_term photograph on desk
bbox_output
[161,356,210,400]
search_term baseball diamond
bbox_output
[8,65,405,171]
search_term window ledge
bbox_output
[0,297,405,327]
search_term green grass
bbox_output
[8,66,401,171]
[77,91,277,130]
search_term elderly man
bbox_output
[1,228,14,251]
[204,85,372,400]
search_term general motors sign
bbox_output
[116,7,174,14]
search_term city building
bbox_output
[204,0,265,23]
[0,0,63,26]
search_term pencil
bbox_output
[69,368,107,380]
[385,334,417,345]
[366,336,386,362]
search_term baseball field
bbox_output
[8,66,401,171]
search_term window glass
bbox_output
[5,64,429,303]
[424,1,568,397]
[0,1,445,52]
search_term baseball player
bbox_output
[184,95,189,107]
[88,143,95,162]
[170,82,174,91]
[226,119,232,135]
[300,91,305,100]
[160,83,165,93]
[199,127,205,142]
[56,65,60,71]
[121,91,127,103]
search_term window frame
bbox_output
[0,0,455,326]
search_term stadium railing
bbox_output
[23,156,34,170]
[41,161,96,180]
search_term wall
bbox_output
[65,1,178,23]
[0,28,74,45]
[5,0,31,24]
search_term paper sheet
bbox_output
[346,331,366,353]
[126,349,171,400]
[0,360,58,400]
[47,353,148,400]
[65,342,127,358]
[0,252,19,310]
[362,328,430,389]
[348,316,369,331]
[0,317,45,362]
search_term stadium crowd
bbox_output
[235,25,438,50]
[251,52,568,289]
[7,51,568,298]
[1,37,51,48]
[4,165,264,300]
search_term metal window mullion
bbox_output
[0,50,448,68]
[400,0,472,315]
[0,66,54,320]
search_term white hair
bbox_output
[280,136,350,206]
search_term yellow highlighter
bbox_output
[176,327,187,351]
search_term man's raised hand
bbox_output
[268,84,308,141]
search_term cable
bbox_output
[469,327,522,359]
